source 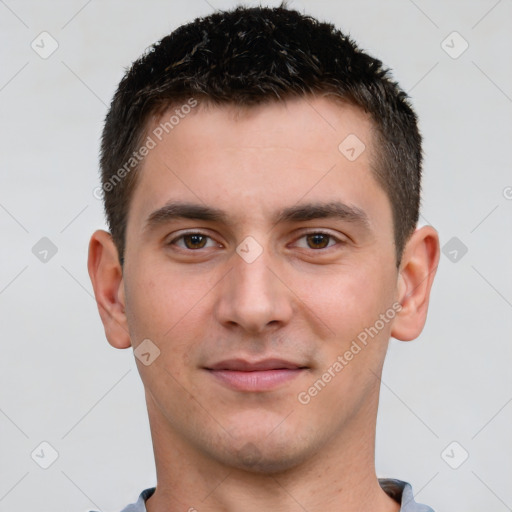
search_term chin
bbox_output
[231,446,305,474]
[216,432,317,475]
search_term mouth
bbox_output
[204,358,309,392]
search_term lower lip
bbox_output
[207,369,305,391]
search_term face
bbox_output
[121,97,402,472]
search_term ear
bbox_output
[391,225,440,341]
[87,229,131,349]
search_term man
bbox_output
[88,4,439,511]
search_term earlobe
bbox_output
[391,225,440,341]
[87,230,132,349]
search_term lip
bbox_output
[207,358,305,371]
[205,358,308,392]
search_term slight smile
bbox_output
[205,358,310,392]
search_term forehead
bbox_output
[151,95,374,156]
[127,96,391,233]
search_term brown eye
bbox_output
[183,234,208,249]
[168,231,221,251]
[306,233,331,249]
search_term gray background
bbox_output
[1,1,511,511]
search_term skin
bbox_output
[88,96,439,512]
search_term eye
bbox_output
[293,232,343,250]
[169,232,219,250]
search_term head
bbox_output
[89,4,439,476]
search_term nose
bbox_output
[214,245,294,334]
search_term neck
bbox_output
[144,393,399,512]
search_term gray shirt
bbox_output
[101,479,434,511]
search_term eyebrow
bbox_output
[275,201,369,227]
[143,200,370,232]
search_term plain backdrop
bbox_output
[1,1,511,511]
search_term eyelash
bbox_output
[167,230,346,251]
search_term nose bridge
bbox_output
[215,242,292,332]
[235,248,273,297]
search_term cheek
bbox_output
[295,268,395,418]
[296,264,396,345]
[124,265,219,389]
[125,265,208,339]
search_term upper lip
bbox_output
[206,358,307,371]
